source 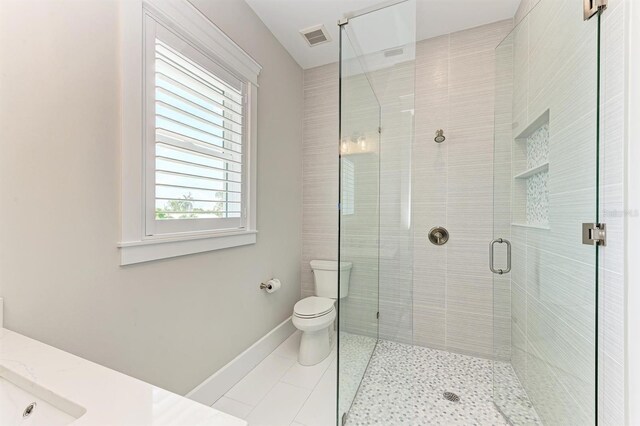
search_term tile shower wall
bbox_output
[510,1,601,421]
[302,63,339,300]
[339,63,383,338]
[302,63,380,338]
[370,60,415,345]
[598,0,627,424]
[501,0,627,423]
[411,20,513,358]
[497,0,627,422]
[301,20,513,358]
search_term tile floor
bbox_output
[213,332,541,426]
[213,330,337,426]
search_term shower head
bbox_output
[434,129,446,143]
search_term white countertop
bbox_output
[0,327,246,426]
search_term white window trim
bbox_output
[119,0,261,265]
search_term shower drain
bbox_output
[443,391,460,403]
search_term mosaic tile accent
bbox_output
[344,339,542,425]
[526,171,549,227]
[525,123,549,227]
[526,123,549,169]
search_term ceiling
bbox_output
[245,0,520,69]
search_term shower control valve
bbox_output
[428,226,449,245]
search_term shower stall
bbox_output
[337,0,601,424]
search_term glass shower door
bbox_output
[492,1,601,424]
[337,25,381,424]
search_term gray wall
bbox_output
[0,0,303,395]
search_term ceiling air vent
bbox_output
[300,24,331,47]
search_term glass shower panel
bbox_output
[493,0,600,424]
[338,1,416,423]
[338,27,381,424]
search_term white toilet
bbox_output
[292,260,352,366]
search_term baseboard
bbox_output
[186,316,296,406]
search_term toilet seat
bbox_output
[291,299,336,366]
[294,296,334,319]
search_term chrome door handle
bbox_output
[489,238,511,275]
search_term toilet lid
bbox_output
[294,297,334,318]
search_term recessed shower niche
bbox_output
[512,110,550,229]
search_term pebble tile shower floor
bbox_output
[344,338,542,425]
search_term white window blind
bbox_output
[146,20,248,236]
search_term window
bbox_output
[146,22,247,235]
[119,0,261,265]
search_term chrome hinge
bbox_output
[584,0,607,20]
[376,311,380,319]
[582,223,607,246]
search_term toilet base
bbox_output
[298,327,331,366]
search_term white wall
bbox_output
[0,0,303,395]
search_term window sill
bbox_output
[118,230,257,265]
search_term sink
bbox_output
[0,365,86,426]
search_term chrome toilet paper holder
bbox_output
[260,279,276,291]
[260,278,281,293]
[259,281,272,290]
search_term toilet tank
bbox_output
[310,260,352,299]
